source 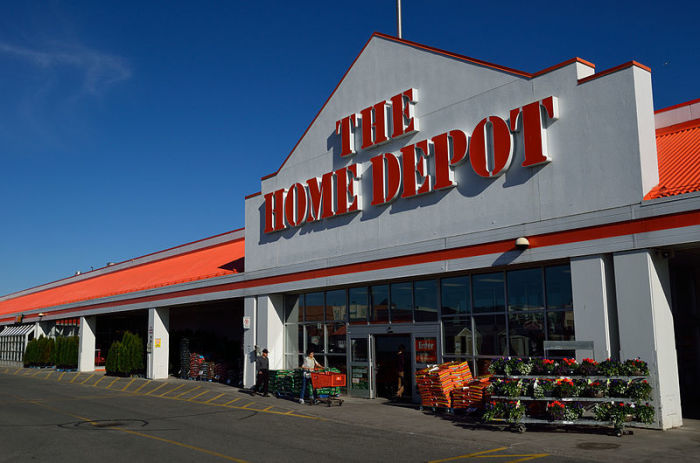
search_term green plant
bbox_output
[482,400,505,421]
[488,358,507,375]
[117,332,145,376]
[553,378,580,397]
[531,358,556,375]
[598,359,621,376]
[627,380,652,401]
[622,358,649,376]
[504,358,533,376]
[583,380,608,398]
[547,401,566,420]
[596,402,634,426]
[608,379,628,397]
[554,358,578,375]
[577,358,598,375]
[634,403,655,424]
[504,400,525,423]
[106,341,122,376]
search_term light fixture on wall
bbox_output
[37,313,45,319]
[515,237,530,250]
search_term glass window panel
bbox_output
[304,292,324,322]
[441,276,470,316]
[325,289,347,322]
[414,279,438,322]
[285,354,303,370]
[472,272,505,313]
[443,317,473,357]
[327,323,347,354]
[370,285,389,324]
[508,311,545,357]
[507,268,544,311]
[547,310,575,341]
[473,314,507,356]
[415,337,438,363]
[351,338,368,362]
[349,287,369,324]
[390,282,413,323]
[305,323,324,354]
[546,265,573,310]
[284,295,302,323]
[285,324,303,354]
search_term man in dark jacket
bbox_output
[255,348,270,396]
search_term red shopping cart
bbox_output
[310,371,346,406]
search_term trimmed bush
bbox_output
[106,331,145,377]
[106,341,122,376]
[55,336,79,369]
[24,336,56,367]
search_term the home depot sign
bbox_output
[264,88,558,233]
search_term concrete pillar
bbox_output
[243,295,285,388]
[243,296,256,388]
[78,316,97,372]
[613,250,682,429]
[571,255,619,361]
[146,308,170,380]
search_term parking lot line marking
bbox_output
[118,428,249,462]
[32,370,43,377]
[133,380,152,393]
[145,382,168,396]
[478,455,549,463]
[13,368,21,375]
[44,371,53,379]
[204,393,225,404]
[106,377,120,389]
[80,374,95,385]
[58,372,65,381]
[263,406,273,411]
[223,398,241,405]
[188,391,208,401]
[429,447,509,463]
[160,383,185,397]
[93,376,106,387]
[175,386,200,398]
[70,374,81,383]
[121,378,136,391]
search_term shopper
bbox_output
[299,350,323,404]
[255,348,270,397]
[393,344,406,401]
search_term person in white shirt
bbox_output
[299,350,323,404]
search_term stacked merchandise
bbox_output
[189,353,205,380]
[179,338,190,379]
[199,361,210,381]
[270,369,297,397]
[416,361,473,409]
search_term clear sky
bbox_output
[0,0,698,296]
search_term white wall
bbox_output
[146,308,170,380]
[78,316,96,372]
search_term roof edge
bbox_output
[577,61,651,85]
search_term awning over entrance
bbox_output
[0,324,35,337]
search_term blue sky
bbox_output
[0,0,698,296]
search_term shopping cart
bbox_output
[310,371,346,407]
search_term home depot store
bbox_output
[1,33,699,430]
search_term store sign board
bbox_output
[415,337,437,363]
[263,89,558,233]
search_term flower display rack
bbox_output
[483,357,654,437]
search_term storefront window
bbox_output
[305,324,324,353]
[285,323,304,355]
[349,287,369,324]
[327,323,346,354]
[414,279,438,322]
[443,317,473,357]
[547,310,575,341]
[473,314,507,356]
[285,354,302,369]
[508,311,545,357]
[390,282,413,323]
[304,292,324,322]
[351,338,368,362]
[546,265,573,310]
[284,295,302,323]
[507,268,544,311]
[441,276,470,316]
[370,285,389,323]
[472,272,505,313]
[325,289,347,322]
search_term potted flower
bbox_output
[608,402,634,426]
[482,400,504,422]
[505,358,533,376]
[577,358,598,375]
[504,400,525,423]
[547,401,567,421]
[622,358,649,376]
[502,379,523,397]
[564,402,585,421]
[608,379,628,398]
[598,358,622,376]
[583,380,608,398]
[532,358,556,375]
[554,358,578,376]
[488,358,507,375]
[593,402,611,422]
[553,378,580,397]
[627,380,652,401]
[634,403,655,424]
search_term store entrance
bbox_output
[373,334,411,400]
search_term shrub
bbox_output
[627,380,652,401]
[106,331,145,377]
[55,336,79,369]
[106,341,122,376]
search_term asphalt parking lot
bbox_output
[1,366,699,462]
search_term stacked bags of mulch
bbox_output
[416,361,473,409]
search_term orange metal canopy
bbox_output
[645,118,700,200]
[0,238,244,317]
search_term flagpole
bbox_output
[396,0,402,39]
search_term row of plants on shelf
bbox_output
[482,400,526,423]
[489,357,649,377]
[483,400,655,424]
[105,331,144,377]
[24,336,79,369]
[594,402,655,425]
[488,377,652,401]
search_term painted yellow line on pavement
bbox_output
[44,371,53,380]
[429,447,509,463]
[121,378,136,391]
[159,383,184,397]
[106,377,120,389]
[204,393,225,404]
[175,386,200,399]
[263,406,273,411]
[478,455,549,463]
[118,428,249,462]
[70,374,81,383]
[188,391,209,402]
[58,372,65,381]
[93,376,106,387]
[133,380,152,393]
[32,369,43,377]
[80,374,95,385]
[145,382,168,396]
[223,397,241,406]
[14,368,21,375]
[239,401,255,409]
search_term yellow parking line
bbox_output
[223,397,241,405]
[80,374,95,385]
[429,447,508,463]
[133,380,152,394]
[70,374,82,383]
[174,386,200,399]
[32,369,43,377]
[44,371,53,380]
[188,391,208,402]
[58,372,65,381]
[106,377,120,389]
[262,406,273,411]
[14,368,21,375]
[121,378,136,391]
[145,382,168,396]
[118,428,249,462]
[159,384,185,397]
[487,455,549,463]
[204,393,225,404]
[239,401,255,409]
[93,376,106,387]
